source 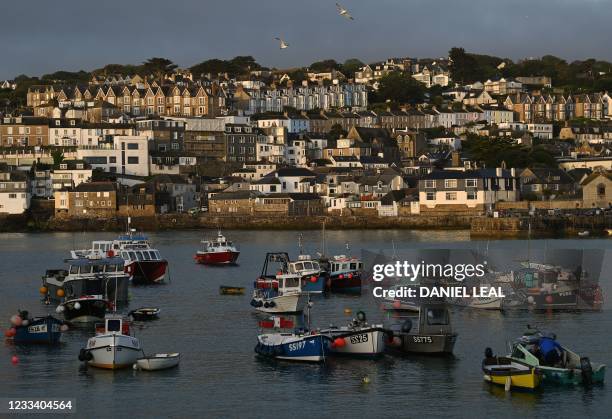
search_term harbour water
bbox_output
[1,230,611,418]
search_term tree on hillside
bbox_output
[341,58,364,77]
[327,123,347,141]
[141,58,177,79]
[51,149,65,166]
[309,59,340,72]
[374,72,425,104]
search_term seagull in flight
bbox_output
[274,37,289,49]
[336,3,354,20]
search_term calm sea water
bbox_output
[1,230,611,418]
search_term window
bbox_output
[465,179,477,188]
[127,143,139,150]
[426,192,435,200]
[445,192,457,200]
[597,183,606,197]
[127,156,139,164]
[467,191,477,200]
[444,179,457,188]
[424,180,435,188]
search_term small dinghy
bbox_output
[578,230,590,237]
[135,353,180,371]
[483,348,542,391]
[128,307,160,321]
[220,286,245,295]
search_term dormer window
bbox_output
[60,164,67,169]
[55,120,60,126]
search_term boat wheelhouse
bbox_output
[321,255,363,293]
[251,253,308,313]
[42,256,129,304]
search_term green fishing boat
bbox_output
[508,330,606,386]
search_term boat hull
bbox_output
[395,333,457,354]
[86,334,141,369]
[13,317,63,344]
[195,251,240,265]
[328,272,362,294]
[252,293,308,313]
[528,290,578,309]
[136,354,180,371]
[538,365,606,385]
[325,328,386,356]
[484,369,541,390]
[61,299,108,323]
[255,334,331,362]
[301,274,327,293]
[127,260,168,285]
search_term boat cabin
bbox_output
[399,303,453,335]
[201,235,234,252]
[96,316,130,335]
[329,256,363,275]
[288,259,321,275]
[66,257,126,278]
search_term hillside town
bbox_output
[1,52,612,232]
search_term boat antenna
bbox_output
[298,233,303,255]
[321,219,326,257]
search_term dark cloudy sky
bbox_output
[1,0,611,79]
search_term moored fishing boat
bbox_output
[286,255,327,293]
[194,231,239,265]
[482,348,542,391]
[128,307,160,321]
[79,315,141,369]
[56,295,110,323]
[509,328,606,385]
[5,311,67,344]
[251,253,308,313]
[321,311,387,357]
[72,227,168,284]
[255,332,331,362]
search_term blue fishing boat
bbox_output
[255,331,332,362]
[12,313,65,344]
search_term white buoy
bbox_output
[74,302,81,310]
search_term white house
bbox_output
[76,135,149,177]
[0,170,31,214]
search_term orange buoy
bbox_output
[309,276,318,283]
[39,286,48,295]
[333,337,346,348]
[56,289,65,298]
[339,274,344,279]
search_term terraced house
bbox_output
[418,168,519,214]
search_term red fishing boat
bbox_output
[194,231,239,265]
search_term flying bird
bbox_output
[274,37,289,49]
[336,3,354,20]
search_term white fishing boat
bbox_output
[135,353,180,371]
[251,252,309,313]
[321,312,387,357]
[251,276,308,313]
[79,315,141,369]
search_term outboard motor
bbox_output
[580,357,593,386]
[401,318,412,333]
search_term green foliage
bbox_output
[309,59,340,72]
[341,58,364,77]
[41,70,89,83]
[327,123,347,141]
[372,72,425,104]
[141,58,177,78]
[462,135,557,168]
[51,149,65,166]
[190,56,261,77]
